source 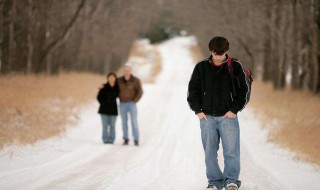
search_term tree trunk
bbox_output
[313,0,320,93]
[291,0,300,89]
[1,0,16,74]
[46,53,51,75]
[26,0,33,74]
[310,22,319,93]
[272,1,282,89]
[7,0,15,73]
[262,31,272,81]
[0,1,3,74]
[40,0,86,74]
[280,2,291,89]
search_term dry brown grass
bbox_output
[0,72,104,148]
[188,42,320,166]
[249,81,320,165]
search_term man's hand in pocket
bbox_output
[197,112,208,121]
[223,111,236,118]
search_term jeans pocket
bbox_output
[199,116,208,121]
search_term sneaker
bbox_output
[226,183,238,190]
[205,185,219,190]
[134,140,139,146]
[123,139,129,145]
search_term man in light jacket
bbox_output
[118,65,143,146]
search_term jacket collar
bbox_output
[104,82,117,88]
[121,74,134,82]
[207,54,229,65]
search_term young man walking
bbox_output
[187,37,249,190]
[118,65,143,146]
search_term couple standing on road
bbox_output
[97,65,143,146]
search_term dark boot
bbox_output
[123,139,129,145]
[134,140,139,146]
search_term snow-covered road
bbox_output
[1,37,319,190]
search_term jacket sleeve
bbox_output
[187,64,202,114]
[97,88,105,104]
[115,84,120,97]
[229,61,249,114]
[133,78,143,102]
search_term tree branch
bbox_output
[40,0,86,68]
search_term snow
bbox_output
[1,36,320,190]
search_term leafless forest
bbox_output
[0,0,319,93]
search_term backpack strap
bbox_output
[227,58,237,97]
[227,58,233,72]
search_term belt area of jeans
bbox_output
[211,111,224,117]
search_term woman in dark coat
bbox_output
[97,72,119,144]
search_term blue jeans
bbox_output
[120,102,139,141]
[200,115,241,189]
[100,114,117,143]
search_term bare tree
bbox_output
[0,0,319,93]
[41,0,85,74]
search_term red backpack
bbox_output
[227,58,253,103]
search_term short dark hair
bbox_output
[208,36,229,55]
[107,72,117,79]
